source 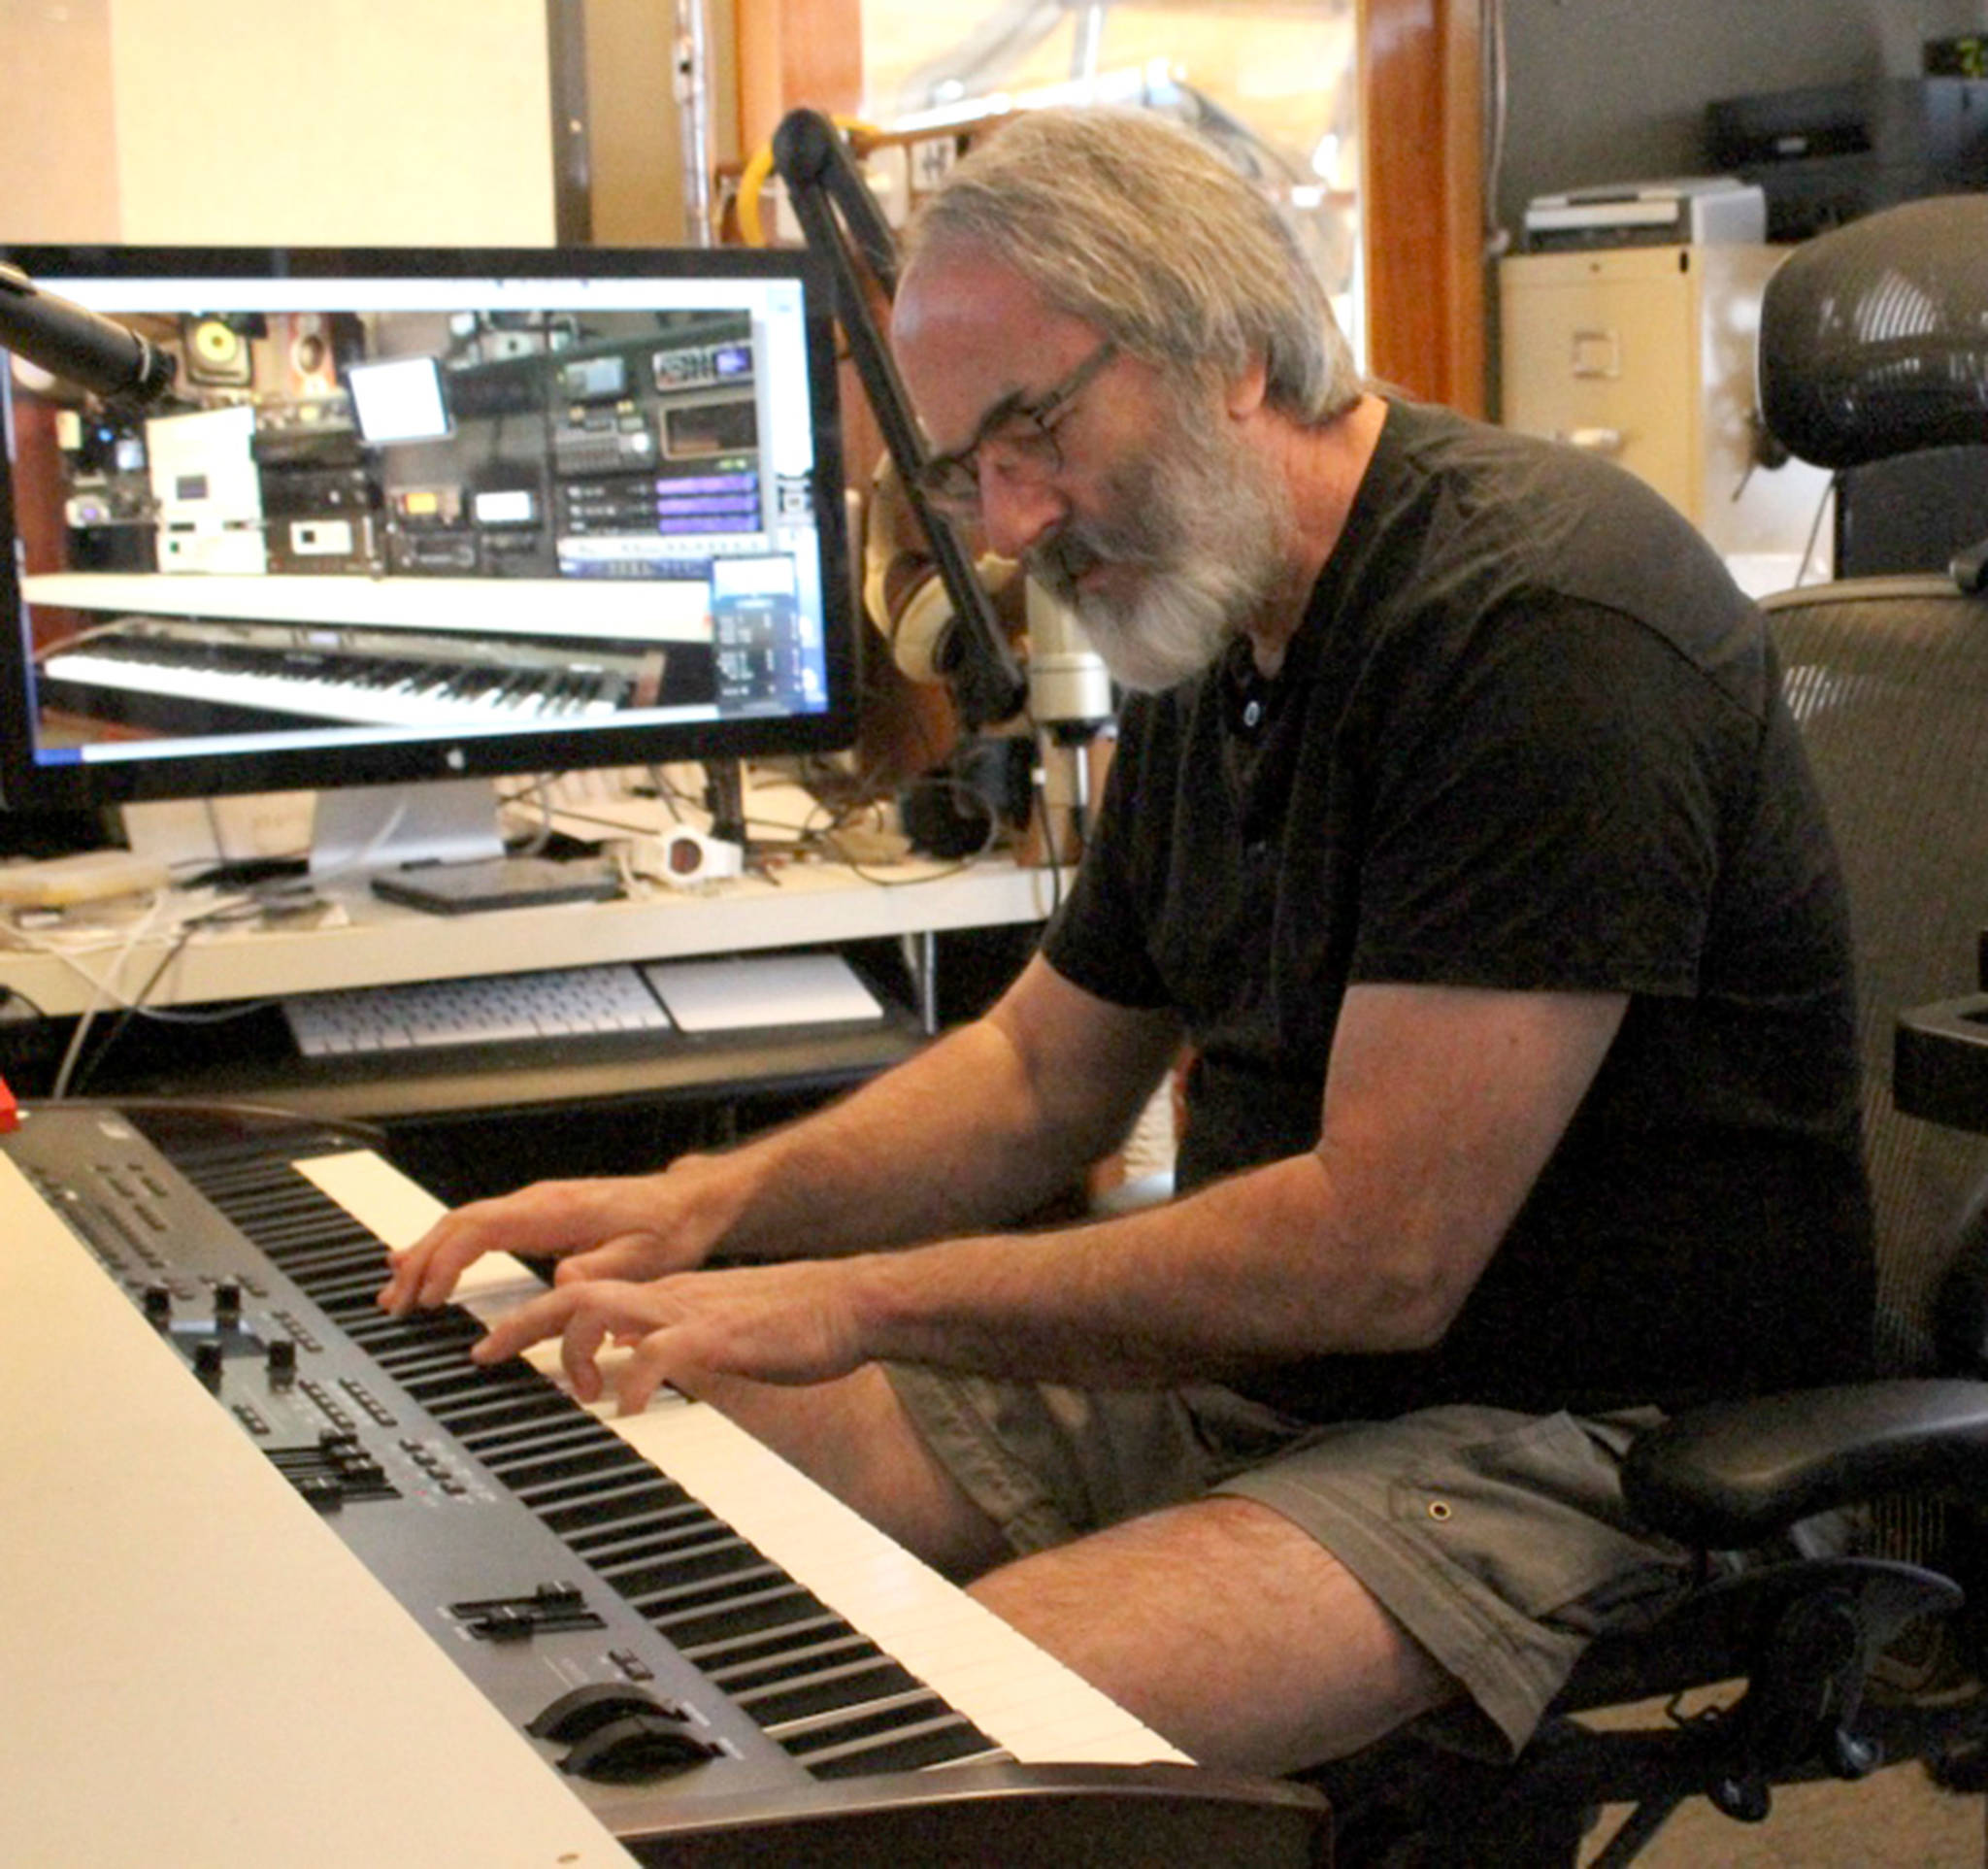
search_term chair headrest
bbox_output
[1759,193,1988,470]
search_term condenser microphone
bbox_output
[0,261,178,406]
[1023,581,1113,863]
[1024,580,1113,730]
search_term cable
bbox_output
[1027,764,1068,919]
[511,774,555,856]
[734,114,882,249]
[63,918,199,1098]
[301,793,412,888]
[1797,474,1839,588]
[8,882,291,1101]
[1482,0,1512,261]
[65,904,282,1096]
[0,985,49,1020]
[3,889,279,1020]
[47,888,171,1100]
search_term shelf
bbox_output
[0,856,1060,1017]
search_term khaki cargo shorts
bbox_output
[885,1365,1699,1752]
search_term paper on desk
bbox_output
[642,952,884,1032]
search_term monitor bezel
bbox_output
[0,242,860,812]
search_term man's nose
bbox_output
[976,468,1068,561]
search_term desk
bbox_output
[0,855,1061,1195]
[0,852,1062,1017]
[0,1148,640,1869]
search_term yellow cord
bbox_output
[735,116,882,247]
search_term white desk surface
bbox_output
[0,854,1062,1018]
[0,1150,639,1869]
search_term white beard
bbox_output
[1026,394,1290,693]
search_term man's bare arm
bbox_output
[472,982,1628,1409]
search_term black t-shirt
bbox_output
[1043,400,1875,1419]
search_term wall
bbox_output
[1,0,557,244]
[2,0,120,238]
[1495,0,1988,237]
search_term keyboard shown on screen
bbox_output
[283,964,672,1056]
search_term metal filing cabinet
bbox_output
[1500,244,1834,588]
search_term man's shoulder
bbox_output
[1347,400,1766,705]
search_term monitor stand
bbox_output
[314,779,621,915]
[309,778,507,881]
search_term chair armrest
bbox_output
[1623,1378,1988,1547]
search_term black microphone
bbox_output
[0,261,178,406]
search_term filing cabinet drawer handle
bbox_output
[1570,326,1622,378]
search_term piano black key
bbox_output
[541,1479,701,1538]
[598,1538,767,1598]
[650,1578,829,1650]
[573,1509,740,1566]
[488,1440,655,1493]
[454,1417,607,1463]
[694,1623,875,1685]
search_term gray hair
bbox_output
[902,106,1363,424]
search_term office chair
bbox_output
[1310,193,1988,1867]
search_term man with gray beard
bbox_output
[381,108,1873,1779]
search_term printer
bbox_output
[1521,176,1768,252]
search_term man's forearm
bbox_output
[836,1146,1470,1386]
[686,1012,1119,1262]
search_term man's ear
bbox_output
[1227,352,1271,420]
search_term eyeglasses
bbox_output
[914,340,1118,519]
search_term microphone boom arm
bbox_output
[770,110,1026,728]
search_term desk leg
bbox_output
[902,929,939,1035]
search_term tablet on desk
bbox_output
[371,857,621,916]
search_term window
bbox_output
[858,0,1364,364]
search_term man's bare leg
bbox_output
[971,1496,1459,1774]
[681,1371,1460,1774]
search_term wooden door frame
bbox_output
[1359,0,1485,414]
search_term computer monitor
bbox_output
[0,244,858,873]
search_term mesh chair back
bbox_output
[1759,194,1988,472]
[1766,578,1988,1372]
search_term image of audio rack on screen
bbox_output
[0,248,857,812]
